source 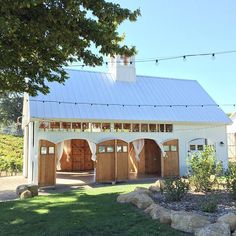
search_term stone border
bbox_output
[117,185,236,236]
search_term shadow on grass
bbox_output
[0,187,188,236]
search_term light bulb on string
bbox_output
[211,53,215,60]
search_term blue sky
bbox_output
[73,1,236,113]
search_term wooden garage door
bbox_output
[116,140,128,180]
[96,140,128,182]
[96,140,115,182]
[38,140,56,187]
[163,139,179,177]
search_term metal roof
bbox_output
[28,69,231,124]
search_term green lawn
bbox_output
[0,184,185,236]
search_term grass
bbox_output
[0,183,185,236]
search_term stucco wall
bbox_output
[25,122,228,184]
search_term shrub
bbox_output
[225,162,236,199]
[162,177,189,202]
[200,194,218,213]
[187,146,223,192]
[0,134,23,174]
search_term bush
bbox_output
[200,194,218,213]
[0,134,23,174]
[162,177,189,202]
[225,162,236,199]
[187,146,223,192]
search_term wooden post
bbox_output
[115,139,118,183]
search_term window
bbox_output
[141,124,148,132]
[163,145,170,151]
[171,145,177,151]
[39,121,49,129]
[114,123,122,132]
[123,123,131,132]
[50,122,60,130]
[98,146,105,153]
[102,123,111,132]
[160,124,165,132]
[132,123,140,132]
[48,147,55,154]
[92,123,101,132]
[107,146,114,153]
[82,122,90,132]
[123,146,128,152]
[149,124,156,132]
[72,122,81,130]
[117,146,122,152]
[190,145,196,151]
[61,122,71,130]
[166,124,173,132]
[197,145,204,151]
[40,146,47,155]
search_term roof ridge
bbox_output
[65,68,197,82]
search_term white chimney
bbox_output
[109,55,136,82]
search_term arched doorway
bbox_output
[128,139,162,179]
[60,139,94,172]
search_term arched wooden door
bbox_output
[163,139,179,177]
[96,140,128,182]
[38,140,56,187]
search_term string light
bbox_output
[27,99,236,108]
[67,50,236,68]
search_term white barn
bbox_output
[22,56,231,187]
[227,112,236,161]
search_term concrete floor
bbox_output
[0,171,158,201]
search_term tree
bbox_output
[0,93,23,125]
[0,1,140,96]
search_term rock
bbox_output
[16,184,39,197]
[16,184,28,196]
[171,210,210,233]
[134,187,151,195]
[149,185,160,192]
[159,208,171,224]
[217,213,236,231]
[117,191,153,209]
[195,223,231,236]
[145,203,161,220]
[20,190,32,199]
[144,203,171,224]
[27,184,39,197]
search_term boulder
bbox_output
[171,210,210,233]
[134,187,151,195]
[27,184,39,197]
[144,203,171,224]
[195,223,231,236]
[159,208,171,224]
[217,213,236,231]
[117,191,153,209]
[145,203,161,220]
[149,185,160,192]
[16,184,39,197]
[20,190,32,199]
[16,184,28,196]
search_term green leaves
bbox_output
[0,0,140,96]
[0,134,23,173]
